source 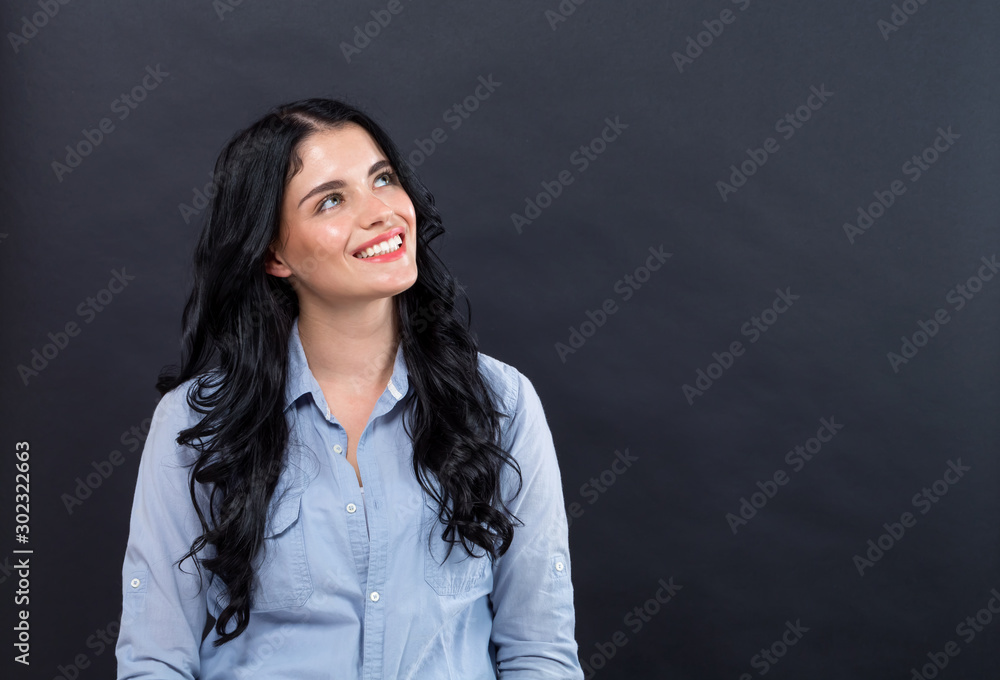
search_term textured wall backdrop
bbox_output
[1,1,998,678]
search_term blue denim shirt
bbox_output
[115,317,583,679]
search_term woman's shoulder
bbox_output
[149,369,224,432]
[475,351,521,410]
[475,351,550,424]
[475,352,559,471]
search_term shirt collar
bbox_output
[283,316,410,413]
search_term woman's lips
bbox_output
[354,233,405,262]
[352,226,405,256]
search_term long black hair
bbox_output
[157,98,523,646]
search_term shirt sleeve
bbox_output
[490,369,585,680]
[115,385,210,679]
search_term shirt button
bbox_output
[333,444,343,454]
[370,591,380,602]
[130,578,141,588]
[555,562,565,572]
[346,503,357,513]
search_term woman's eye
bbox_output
[374,171,396,187]
[319,194,341,211]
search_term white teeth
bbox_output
[356,234,403,259]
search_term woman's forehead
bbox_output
[297,124,381,165]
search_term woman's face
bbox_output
[267,123,418,310]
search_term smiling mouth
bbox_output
[354,234,404,259]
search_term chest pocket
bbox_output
[252,491,313,610]
[209,489,313,612]
[422,498,492,596]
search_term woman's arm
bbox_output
[115,385,209,679]
[489,369,585,680]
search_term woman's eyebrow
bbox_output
[297,159,393,208]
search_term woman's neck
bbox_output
[296,298,400,395]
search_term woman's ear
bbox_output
[264,244,291,278]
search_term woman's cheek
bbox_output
[315,228,345,256]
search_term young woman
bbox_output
[115,98,583,679]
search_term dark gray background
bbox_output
[2,0,998,678]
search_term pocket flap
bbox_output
[265,488,304,538]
